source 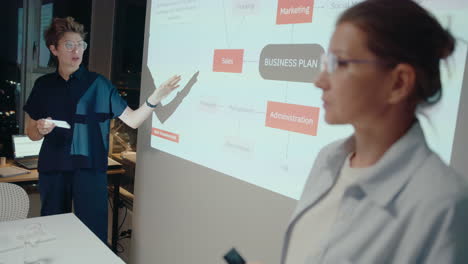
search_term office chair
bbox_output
[0,183,30,221]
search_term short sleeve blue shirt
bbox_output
[23,66,128,172]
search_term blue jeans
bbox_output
[38,169,108,243]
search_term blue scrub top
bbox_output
[23,65,128,172]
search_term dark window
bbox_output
[110,0,147,194]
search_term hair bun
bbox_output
[438,29,455,60]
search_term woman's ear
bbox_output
[388,63,416,104]
[49,45,58,57]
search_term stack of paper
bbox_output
[0,166,30,178]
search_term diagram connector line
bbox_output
[222,0,230,47]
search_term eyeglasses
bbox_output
[320,52,384,74]
[61,40,88,52]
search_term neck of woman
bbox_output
[58,65,79,81]
[350,111,416,168]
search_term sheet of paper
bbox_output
[0,227,57,253]
[46,119,70,129]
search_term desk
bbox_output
[0,213,125,264]
[0,162,125,253]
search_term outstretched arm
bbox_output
[118,74,181,129]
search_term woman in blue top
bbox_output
[278,0,468,263]
[23,17,180,242]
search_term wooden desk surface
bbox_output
[0,161,125,183]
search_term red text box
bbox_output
[265,101,319,136]
[152,128,180,143]
[213,49,244,73]
[276,0,314,25]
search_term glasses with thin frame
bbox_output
[61,40,88,52]
[320,52,385,74]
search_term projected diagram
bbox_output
[147,0,468,199]
[214,43,323,136]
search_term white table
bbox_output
[0,213,125,264]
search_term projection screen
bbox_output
[146,0,468,199]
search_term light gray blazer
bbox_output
[282,122,468,264]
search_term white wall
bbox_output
[451,50,468,175]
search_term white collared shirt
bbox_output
[285,153,370,264]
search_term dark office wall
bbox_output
[0,1,22,158]
[1,0,21,65]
